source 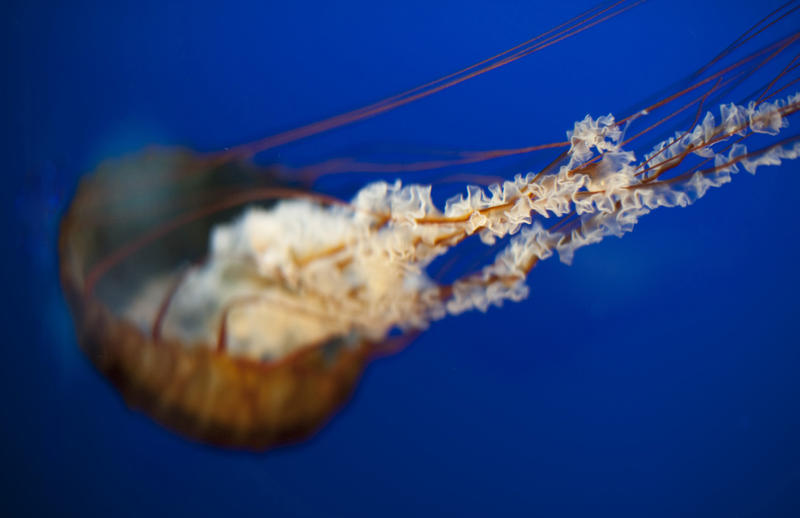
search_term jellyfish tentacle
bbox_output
[300,26,797,180]
[212,0,642,163]
[755,53,800,104]
[692,0,800,80]
[152,263,196,342]
[294,141,570,179]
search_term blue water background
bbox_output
[4,1,800,516]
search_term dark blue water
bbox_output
[5,1,800,516]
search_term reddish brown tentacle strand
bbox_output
[210,1,641,162]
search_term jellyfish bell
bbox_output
[59,1,800,450]
[59,149,384,449]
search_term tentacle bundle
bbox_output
[136,92,800,360]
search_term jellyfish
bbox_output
[59,0,800,449]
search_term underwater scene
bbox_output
[5,0,800,516]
